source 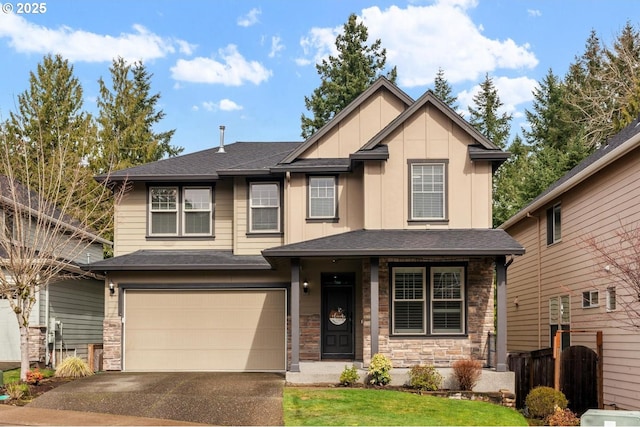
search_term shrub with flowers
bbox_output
[26,368,44,385]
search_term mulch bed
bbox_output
[2,377,74,406]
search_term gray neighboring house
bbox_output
[0,176,109,368]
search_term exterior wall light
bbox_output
[303,279,309,294]
[109,281,115,296]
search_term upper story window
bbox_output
[410,161,447,221]
[582,290,599,308]
[249,182,280,233]
[606,287,617,312]
[546,203,561,245]
[149,186,212,236]
[391,265,465,336]
[308,176,337,219]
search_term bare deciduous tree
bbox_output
[584,221,640,330]
[0,129,126,381]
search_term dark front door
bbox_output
[321,273,355,359]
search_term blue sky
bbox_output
[0,0,637,154]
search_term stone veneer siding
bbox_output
[28,326,46,363]
[362,257,495,367]
[103,318,122,371]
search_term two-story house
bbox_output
[0,175,107,368]
[500,117,640,409]
[87,78,524,383]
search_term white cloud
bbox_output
[457,76,539,118]
[171,44,272,86]
[176,40,197,56]
[269,36,285,58]
[296,0,538,88]
[202,101,216,112]
[219,99,242,111]
[237,8,261,27]
[527,9,542,17]
[0,13,191,62]
[195,99,243,112]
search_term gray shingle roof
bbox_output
[84,250,272,271]
[262,229,525,257]
[99,141,302,182]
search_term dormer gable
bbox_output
[280,77,413,163]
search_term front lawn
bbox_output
[284,387,528,426]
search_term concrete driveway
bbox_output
[26,372,285,425]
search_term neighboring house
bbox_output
[86,77,524,380]
[0,176,108,367]
[500,118,640,409]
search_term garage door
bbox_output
[124,289,286,372]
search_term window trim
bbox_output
[307,175,338,220]
[606,287,617,312]
[546,203,562,245]
[431,266,465,335]
[149,186,179,236]
[582,290,599,309]
[147,184,215,238]
[248,181,281,234]
[391,266,427,335]
[182,187,213,236]
[408,159,449,223]
[390,263,466,337]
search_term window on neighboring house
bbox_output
[249,182,280,233]
[546,204,562,245]
[392,265,465,335]
[410,161,447,221]
[549,295,570,349]
[582,290,599,308]
[149,186,213,236]
[606,287,617,312]
[308,176,337,219]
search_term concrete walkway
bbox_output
[3,372,285,426]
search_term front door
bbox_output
[321,273,355,359]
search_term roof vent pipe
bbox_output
[218,125,226,153]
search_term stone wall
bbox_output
[28,326,46,363]
[300,314,321,360]
[103,318,122,371]
[363,257,495,367]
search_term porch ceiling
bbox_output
[263,229,525,258]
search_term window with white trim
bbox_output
[249,182,280,232]
[391,265,465,335]
[606,287,617,312]
[582,290,599,308]
[410,162,446,220]
[549,295,570,349]
[149,186,213,236]
[308,176,336,219]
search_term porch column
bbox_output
[496,255,507,372]
[290,258,300,372]
[370,257,379,357]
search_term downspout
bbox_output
[45,285,50,366]
[526,212,542,348]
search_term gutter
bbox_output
[499,130,640,230]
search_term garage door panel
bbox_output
[124,290,286,372]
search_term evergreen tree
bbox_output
[94,57,182,173]
[300,13,397,138]
[492,135,531,227]
[467,74,512,149]
[607,22,640,130]
[432,67,458,110]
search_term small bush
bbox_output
[368,353,392,386]
[5,382,29,400]
[525,386,568,419]
[339,365,360,386]
[26,368,44,385]
[409,365,443,391]
[452,358,482,391]
[54,356,94,378]
[546,407,580,426]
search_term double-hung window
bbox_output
[582,290,599,308]
[549,295,570,349]
[392,265,465,335]
[410,161,446,221]
[308,176,337,219]
[250,182,280,232]
[149,186,213,236]
[547,204,562,245]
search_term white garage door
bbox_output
[124,289,286,372]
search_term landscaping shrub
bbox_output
[409,365,443,391]
[525,386,568,419]
[452,358,482,391]
[5,382,29,400]
[368,353,392,386]
[54,356,94,378]
[339,365,360,386]
[26,368,44,385]
[546,407,580,426]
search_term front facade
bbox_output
[89,78,523,376]
[501,118,640,409]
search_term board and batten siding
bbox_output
[46,278,104,363]
[504,145,640,410]
[114,180,233,256]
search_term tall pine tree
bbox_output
[467,74,512,149]
[300,13,397,138]
[432,67,458,110]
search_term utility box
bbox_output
[581,410,640,426]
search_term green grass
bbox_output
[284,387,528,426]
[2,368,55,385]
